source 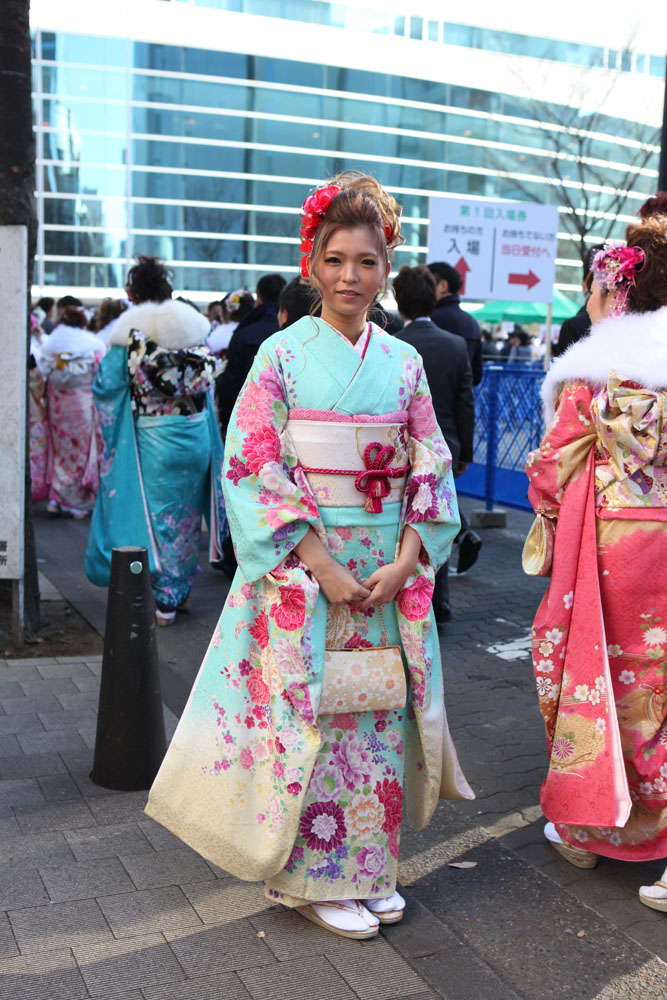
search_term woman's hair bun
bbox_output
[637,192,667,221]
[624,215,667,313]
[60,306,86,329]
[327,171,404,251]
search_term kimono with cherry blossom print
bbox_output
[527,305,667,861]
[146,316,473,898]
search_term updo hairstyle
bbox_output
[59,306,87,329]
[637,191,667,220]
[624,214,667,314]
[126,255,173,305]
[306,171,404,308]
[392,265,437,320]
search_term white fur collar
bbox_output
[109,300,210,349]
[541,306,667,422]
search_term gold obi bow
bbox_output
[595,372,667,483]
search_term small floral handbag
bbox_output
[522,511,557,577]
[319,607,407,716]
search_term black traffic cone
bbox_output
[91,546,166,790]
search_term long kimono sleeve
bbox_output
[400,366,460,572]
[85,345,157,584]
[222,342,322,583]
[527,381,597,515]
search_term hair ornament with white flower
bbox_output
[592,244,645,317]
[225,289,249,315]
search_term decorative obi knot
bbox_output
[354,443,410,513]
[285,412,410,510]
[595,372,667,484]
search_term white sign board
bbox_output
[0,226,27,581]
[427,197,559,303]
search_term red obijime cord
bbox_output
[302,442,410,514]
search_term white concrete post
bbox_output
[0,226,28,645]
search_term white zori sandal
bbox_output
[544,822,598,869]
[362,890,406,924]
[639,879,667,913]
[295,899,379,939]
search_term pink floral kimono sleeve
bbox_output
[222,342,322,583]
[526,380,598,515]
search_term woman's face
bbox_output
[586,282,613,324]
[310,226,388,327]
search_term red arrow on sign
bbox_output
[509,269,540,290]
[454,256,471,295]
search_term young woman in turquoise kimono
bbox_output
[146,172,473,939]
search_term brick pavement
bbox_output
[16,501,667,998]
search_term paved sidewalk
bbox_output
[0,653,427,1000]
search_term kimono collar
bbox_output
[325,320,372,358]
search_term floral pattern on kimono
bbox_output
[146,318,472,889]
[40,351,103,513]
[29,367,49,502]
[127,329,223,416]
[527,377,667,860]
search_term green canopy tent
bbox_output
[468,289,580,325]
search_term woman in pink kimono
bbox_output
[147,172,473,939]
[38,306,105,517]
[526,209,667,913]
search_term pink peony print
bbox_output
[235,381,274,432]
[239,748,254,770]
[258,365,286,401]
[246,671,270,705]
[270,585,306,631]
[242,426,281,476]
[387,826,400,860]
[397,575,434,621]
[405,474,439,522]
[300,801,347,852]
[310,763,346,802]
[356,843,387,879]
[330,713,359,731]
[333,732,372,791]
[249,611,270,649]
[225,455,251,486]
[408,392,438,439]
[375,777,402,835]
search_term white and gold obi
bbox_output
[286,409,410,511]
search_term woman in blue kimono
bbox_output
[85,257,227,625]
[147,174,473,936]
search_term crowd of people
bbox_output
[29,172,667,934]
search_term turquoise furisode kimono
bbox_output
[146,317,473,901]
[85,331,227,611]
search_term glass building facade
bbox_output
[31,5,662,301]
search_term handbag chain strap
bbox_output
[376,605,389,647]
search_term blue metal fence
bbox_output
[456,365,545,512]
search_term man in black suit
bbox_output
[393,265,477,623]
[427,261,483,385]
[216,272,287,436]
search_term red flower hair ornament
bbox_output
[299,184,394,278]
